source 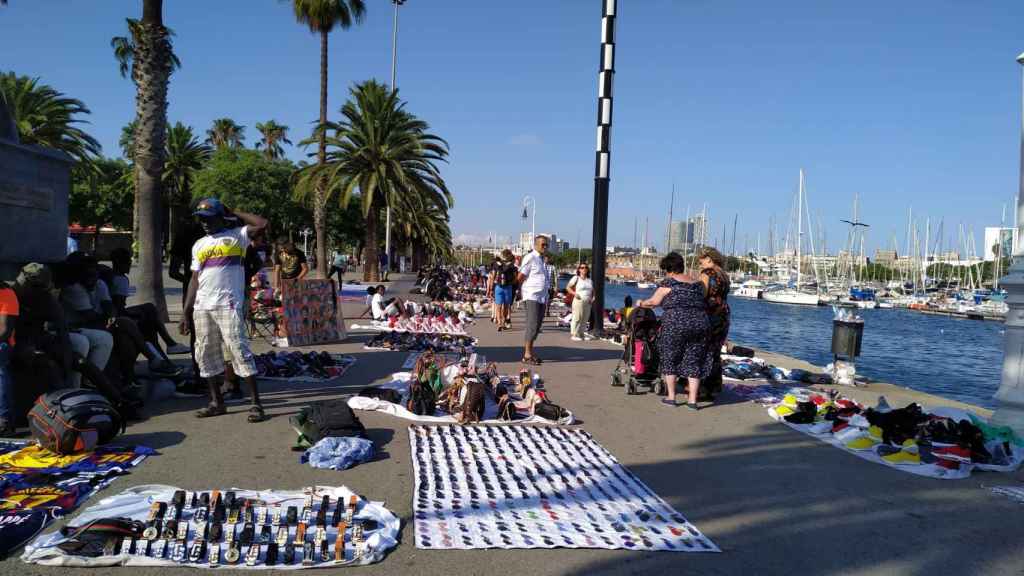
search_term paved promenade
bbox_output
[5,273,1024,575]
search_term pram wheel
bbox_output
[611,372,621,387]
[626,378,637,395]
[654,379,666,396]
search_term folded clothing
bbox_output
[301,436,375,470]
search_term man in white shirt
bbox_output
[181,198,269,422]
[516,235,550,364]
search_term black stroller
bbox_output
[611,307,665,395]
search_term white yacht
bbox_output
[734,280,764,299]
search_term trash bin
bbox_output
[831,320,863,359]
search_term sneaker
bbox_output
[773,405,795,417]
[881,450,921,466]
[570,336,583,342]
[846,435,881,451]
[808,421,832,435]
[781,394,799,409]
[165,343,191,355]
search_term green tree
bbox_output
[0,72,101,164]
[192,148,308,238]
[116,0,176,319]
[255,120,292,160]
[119,119,137,159]
[70,158,134,249]
[164,121,211,247]
[206,118,245,149]
[297,80,453,281]
[284,0,367,275]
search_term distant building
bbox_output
[984,227,1015,262]
[667,215,707,254]
[519,231,564,255]
[874,249,898,266]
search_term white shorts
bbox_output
[193,306,257,379]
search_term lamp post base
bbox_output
[991,260,1024,435]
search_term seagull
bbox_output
[840,219,870,228]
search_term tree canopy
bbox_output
[0,71,101,163]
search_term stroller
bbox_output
[611,307,665,395]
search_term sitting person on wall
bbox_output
[0,280,18,434]
[274,238,308,286]
[61,253,179,389]
[368,285,404,321]
[109,248,190,357]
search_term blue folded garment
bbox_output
[300,437,375,470]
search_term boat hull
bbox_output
[762,290,820,306]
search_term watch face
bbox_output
[225,547,240,564]
[142,527,158,540]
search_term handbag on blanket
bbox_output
[358,386,402,404]
[57,518,145,557]
[458,377,486,424]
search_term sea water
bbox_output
[590,281,1004,409]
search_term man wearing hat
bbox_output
[180,198,269,421]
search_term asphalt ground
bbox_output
[5,271,1024,575]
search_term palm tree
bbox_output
[284,0,366,275]
[206,118,245,149]
[119,119,138,159]
[115,0,176,320]
[0,72,101,163]
[164,121,211,247]
[296,80,452,281]
[255,120,292,160]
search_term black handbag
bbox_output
[534,400,568,422]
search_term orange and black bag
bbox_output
[28,390,124,454]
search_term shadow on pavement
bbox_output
[116,430,186,450]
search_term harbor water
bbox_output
[593,282,1004,409]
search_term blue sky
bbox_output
[4,1,1024,255]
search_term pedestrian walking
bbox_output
[181,198,269,422]
[517,236,551,364]
[566,263,594,341]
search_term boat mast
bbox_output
[797,169,804,289]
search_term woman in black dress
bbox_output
[697,247,731,401]
[636,252,712,410]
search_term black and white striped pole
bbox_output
[590,0,616,335]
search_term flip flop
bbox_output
[661,399,677,407]
[247,405,268,423]
[196,405,227,418]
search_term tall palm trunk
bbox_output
[363,209,379,282]
[134,0,172,320]
[314,29,329,278]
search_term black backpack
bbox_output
[28,390,125,454]
[289,399,366,447]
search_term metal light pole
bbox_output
[992,51,1024,435]
[384,0,405,277]
[522,196,537,247]
[590,0,616,336]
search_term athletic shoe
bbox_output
[808,421,832,435]
[773,405,795,417]
[881,450,921,465]
[780,394,799,409]
[165,343,191,355]
[571,336,583,342]
[846,436,881,451]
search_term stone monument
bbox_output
[0,92,72,280]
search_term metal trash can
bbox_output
[831,320,863,359]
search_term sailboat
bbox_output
[763,169,821,306]
[637,219,656,289]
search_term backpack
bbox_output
[288,399,366,449]
[501,263,517,287]
[28,390,125,455]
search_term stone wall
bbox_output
[0,139,71,280]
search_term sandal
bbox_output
[196,404,227,418]
[521,356,542,366]
[247,405,268,423]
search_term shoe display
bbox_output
[881,450,921,466]
[846,436,881,451]
[780,394,799,409]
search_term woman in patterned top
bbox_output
[697,247,731,400]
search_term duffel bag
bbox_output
[289,399,366,448]
[28,389,125,454]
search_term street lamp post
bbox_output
[384,0,406,277]
[522,196,537,248]
[991,52,1024,435]
[590,0,617,336]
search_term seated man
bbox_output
[0,280,18,434]
[109,248,189,356]
[11,264,131,417]
[61,254,177,387]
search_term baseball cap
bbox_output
[193,198,226,218]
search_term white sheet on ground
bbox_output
[22,484,400,569]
